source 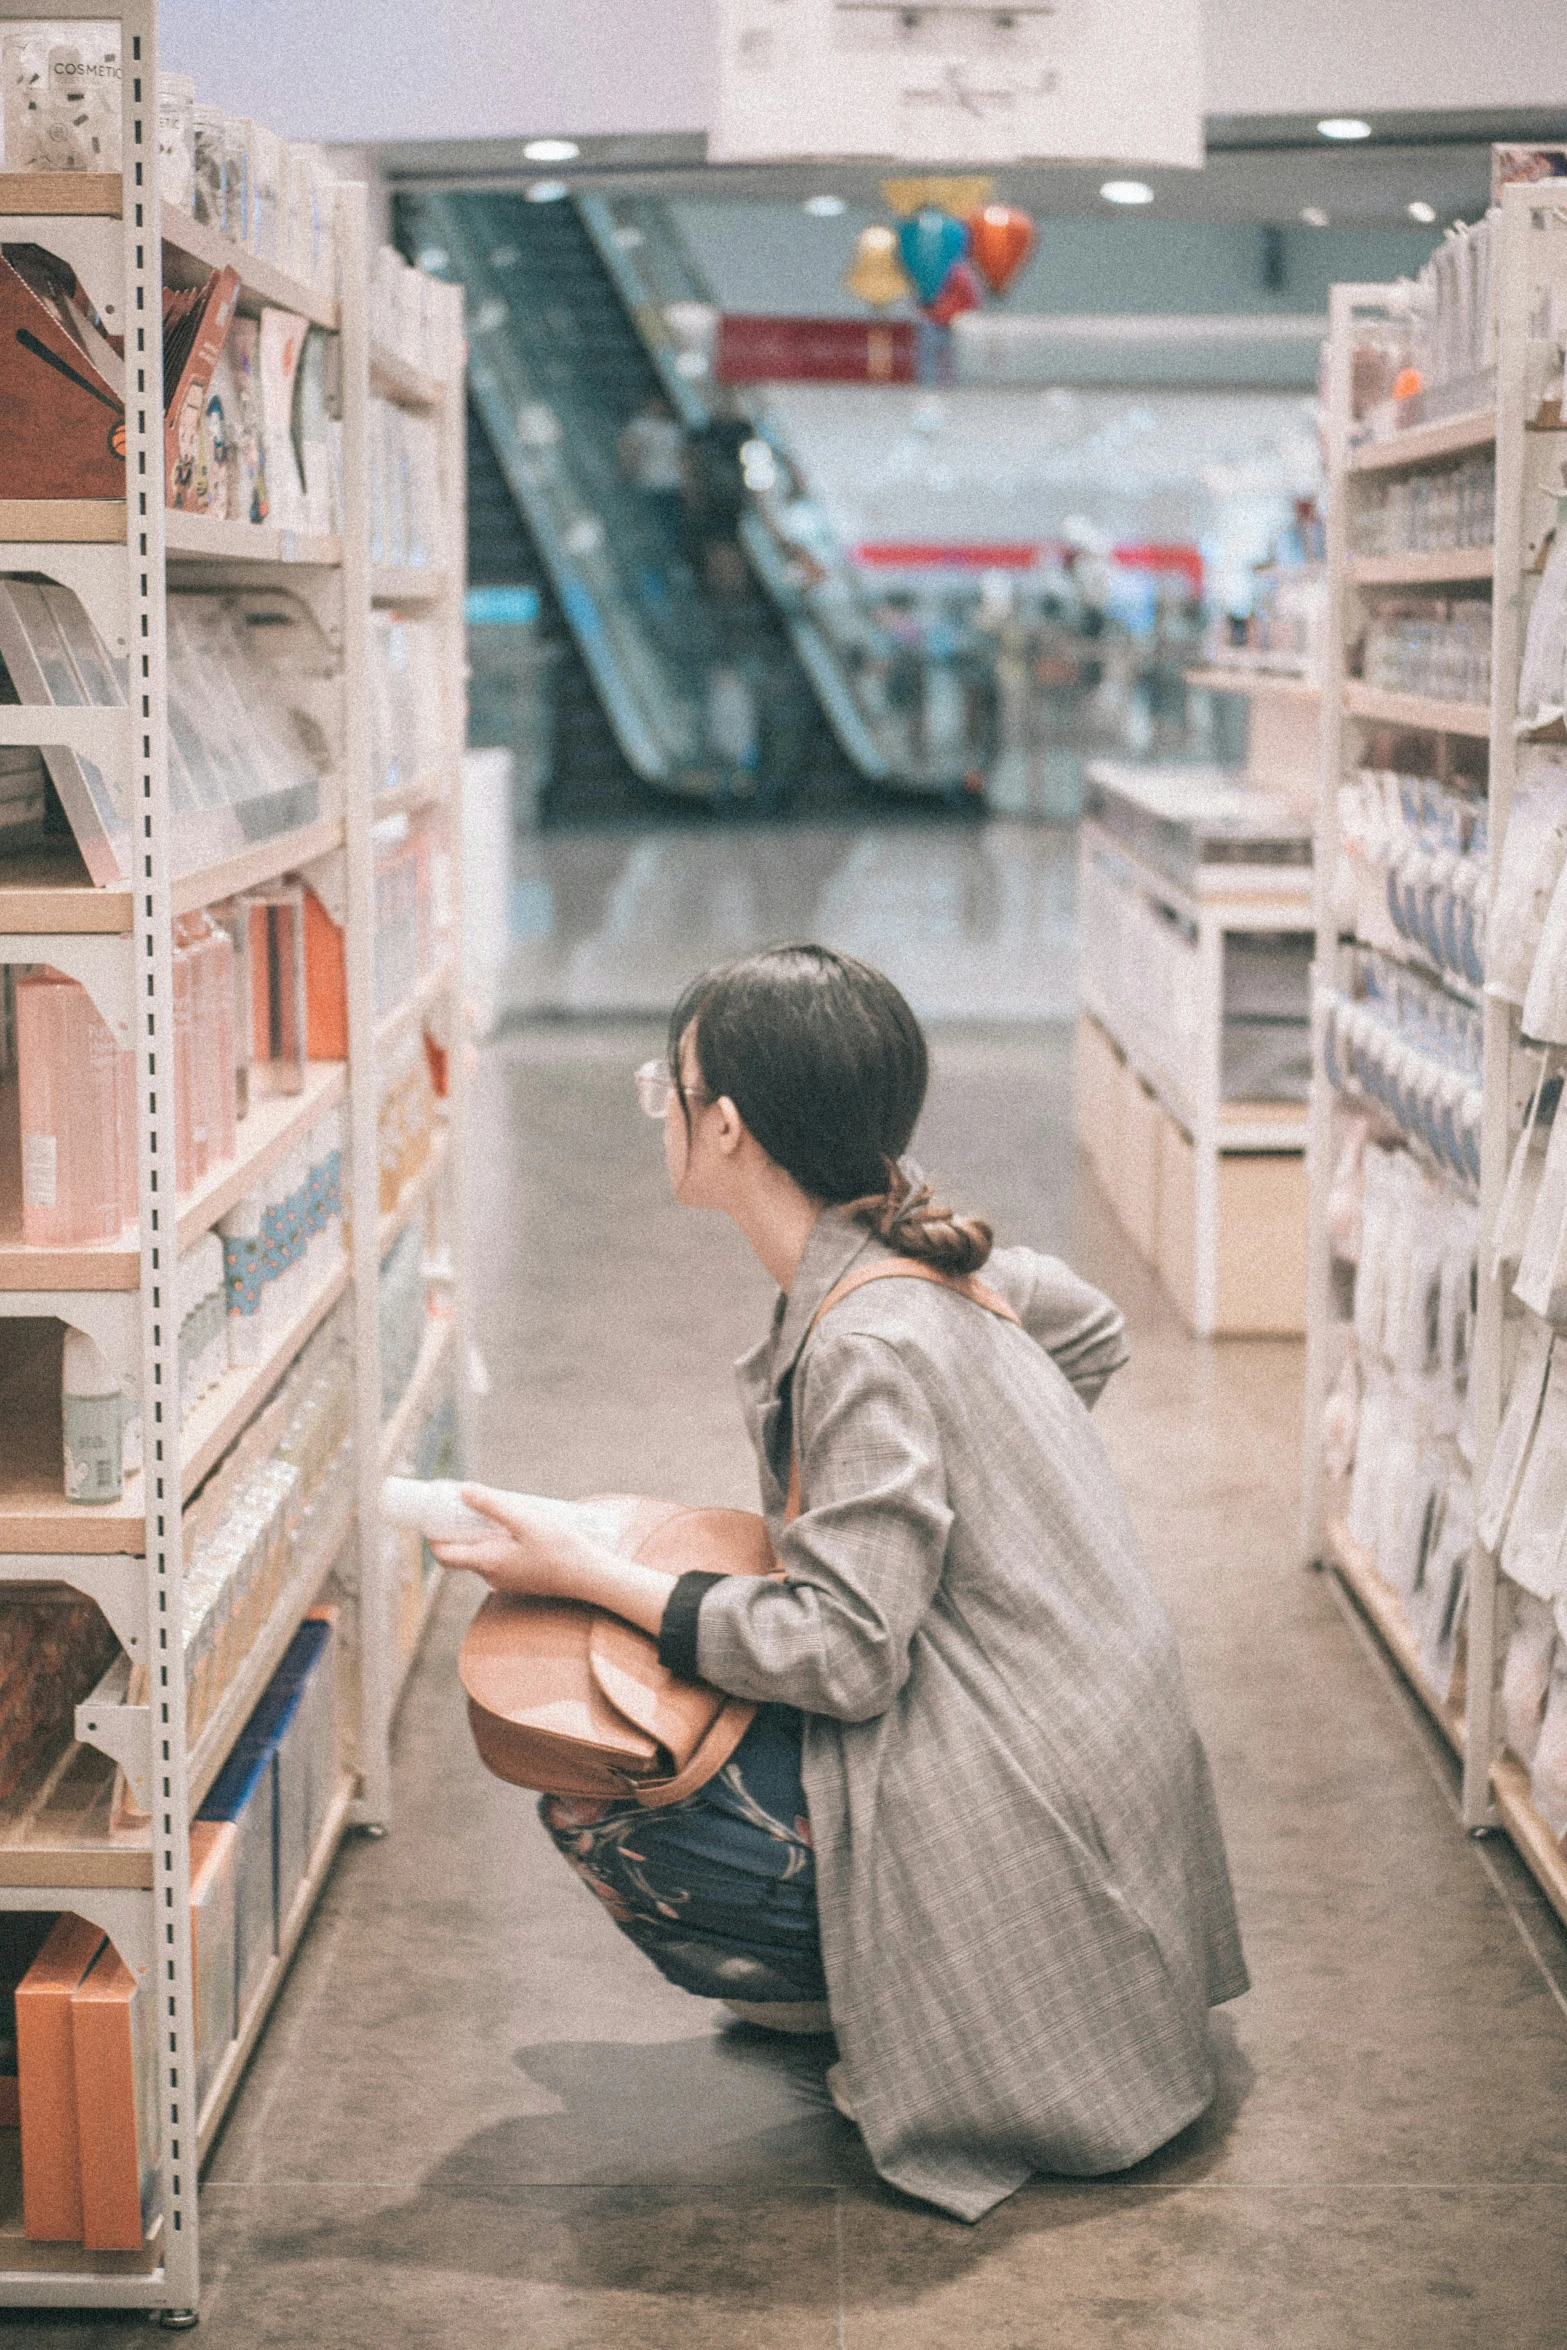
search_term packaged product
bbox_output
[1488,755,1567,1003]
[2,23,119,173]
[1477,1318,1553,1552]
[1501,1592,1557,1769]
[1514,1101,1567,1323]
[1529,1644,1567,1837]
[1500,1350,1567,1601]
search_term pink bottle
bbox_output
[186,910,237,1171]
[172,918,202,1191]
[16,971,126,1246]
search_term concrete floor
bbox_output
[15,1013,1567,2346]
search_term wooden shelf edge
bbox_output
[1324,1518,1466,1757]
[0,818,345,940]
[1184,665,1320,702]
[1490,1755,1567,1936]
[162,208,340,335]
[379,1316,456,1475]
[170,816,346,919]
[0,173,121,217]
[187,1499,354,1814]
[0,500,125,545]
[196,1770,356,2164]
[1347,548,1495,586]
[165,512,342,568]
[1348,408,1496,473]
[1341,683,1492,739]
[371,568,447,608]
[377,1128,450,1262]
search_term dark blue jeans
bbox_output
[539,1703,827,2003]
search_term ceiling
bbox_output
[378,112,1567,230]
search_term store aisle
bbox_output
[28,1021,1567,2349]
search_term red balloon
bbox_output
[924,258,983,326]
[967,203,1036,295]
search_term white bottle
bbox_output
[62,1329,123,1504]
[380,1477,489,1542]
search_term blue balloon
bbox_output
[898,209,969,306]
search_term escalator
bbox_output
[400,189,995,816]
[401,188,849,814]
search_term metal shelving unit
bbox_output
[0,3,466,2314]
[1301,185,1567,1933]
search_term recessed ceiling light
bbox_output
[1101,180,1154,206]
[525,179,568,204]
[1317,117,1371,141]
[1300,206,1330,228]
[1407,199,1437,223]
[803,193,847,217]
[523,138,579,164]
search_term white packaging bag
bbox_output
[1492,1054,1552,1281]
[1517,511,1567,732]
[1321,1346,1362,1483]
[1353,1145,1397,1365]
[1417,1473,1471,1701]
[1514,1098,1567,1323]
[1501,1590,1557,1768]
[1385,1443,1447,1602]
[1500,1349,1567,1601]
[1529,1644,1567,1838]
[1476,1318,1553,1553]
[1523,856,1567,1042]
[1374,1421,1423,1587]
[1488,757,1567,1003]
[1326,1113,1371,1264]
[1347,1373,1394,1552]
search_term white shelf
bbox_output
[375,959,454,1056]
[1348,408,1496,473]
[371,567,448,608]
[164,512,341,567]
[0,1060,346,1294]
[1341,681,1492,738]
[1185,665,1320,702]
[1347,547,1495,587]
[391,1564,443,1722]
[0,817,345,938]
[161,206,340,334]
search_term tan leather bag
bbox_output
[458,1258,1021,1807]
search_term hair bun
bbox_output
[854,1164,994,1275]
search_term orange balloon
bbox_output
[967,203,1035,296]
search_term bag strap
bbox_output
[784,1258,1022,1522]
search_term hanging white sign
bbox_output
[710,0,1205,168]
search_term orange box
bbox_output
[303,885,348,1061]
[72,1943,160,2252]
[14,1914,105,2241]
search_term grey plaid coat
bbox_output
[695,1203,1248,2222]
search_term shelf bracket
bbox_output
[0,933,132,1043]
[0,540,129,660]
[0,1290,140,1393]
[2,1553,147,1658]
[75,1656,151,1814]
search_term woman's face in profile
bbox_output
[664,1027,703,1198]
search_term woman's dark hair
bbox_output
[668,945,992,1274]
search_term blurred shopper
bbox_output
[436,948,1248,2223]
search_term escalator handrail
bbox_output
[737,513,892,780]
[574,192,711,435]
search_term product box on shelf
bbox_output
[13,1913,103,2243]
[71,1939,161,2252]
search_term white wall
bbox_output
[161,0,1567,144]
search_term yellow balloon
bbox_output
[845,224,912,308]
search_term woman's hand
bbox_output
[428,1486,613,1600]
[430,1486,678,1638]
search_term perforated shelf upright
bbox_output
[0,0,466,2315]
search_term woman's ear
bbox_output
[713,1095,748,1157]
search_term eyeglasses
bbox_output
[634,1058,712,1118]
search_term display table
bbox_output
[1076,762,1314,1336]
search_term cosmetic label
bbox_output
[22,1132,57,1208]
[63,1394,123,1504]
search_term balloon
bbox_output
[898,208,968,307]
[845,223,912,308]
[967,203,1036,296]
[924,259,983,327]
